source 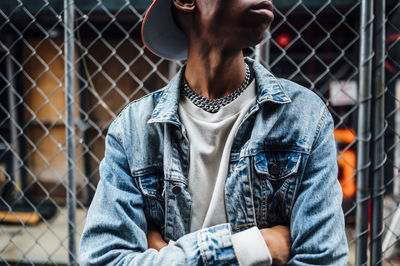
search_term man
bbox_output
[79,0,349,265]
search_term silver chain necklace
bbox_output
[181,63,251,113]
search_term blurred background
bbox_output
[0,0,399,265]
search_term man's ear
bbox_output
[172,0,195,13]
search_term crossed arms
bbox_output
[79,107,348,265]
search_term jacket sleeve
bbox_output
[288,107,349,265]
[78,121,239,266]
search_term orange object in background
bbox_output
[0,211,41,225]
[334,128,356,145]
[338,150,356,199]
[334,129,357,199]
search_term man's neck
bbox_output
[184,46,246,99]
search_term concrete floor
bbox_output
[0,208,86,265]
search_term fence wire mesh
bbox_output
[0,0,399,265]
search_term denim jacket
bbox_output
[79,58,349,265]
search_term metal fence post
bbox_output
[355,0,374,264]
[5,35,22,200]
[370,0,386,264]
[64,0,77,264]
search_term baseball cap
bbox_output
[141,0,188,61]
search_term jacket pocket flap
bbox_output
[254,151,301,180]
[138,174,164,200]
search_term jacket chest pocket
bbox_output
[252,151,302,227]
[137,173,165,231]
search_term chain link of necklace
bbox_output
[181,63,251,113]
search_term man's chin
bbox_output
[245,29,270,47]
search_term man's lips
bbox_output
[250,1,273,12]
[249,1,274,19]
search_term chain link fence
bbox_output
[0,0,399,265]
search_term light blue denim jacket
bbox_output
[79,58,349,265]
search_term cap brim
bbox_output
[142,0,188,61]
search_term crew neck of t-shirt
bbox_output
[179,79,257,123]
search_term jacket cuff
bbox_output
[231,226,272,266]
[197,224,239,265]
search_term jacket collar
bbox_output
[148,57,291,125]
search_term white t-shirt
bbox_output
[178,79,272,266]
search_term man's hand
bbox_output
[146,223,168,251]
[260,225,291,265]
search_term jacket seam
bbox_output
[198,231,210,266]
[311,106,329,150]
[113,119,129,160]
[116,89,164,119]
[131,166,164,177]
[270,74,291,100]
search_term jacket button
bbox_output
[269,163,281,175]
[172,185,182,195]
[175,130,183,140]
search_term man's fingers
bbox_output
[146,223,168,251]
[260,225,291,265]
